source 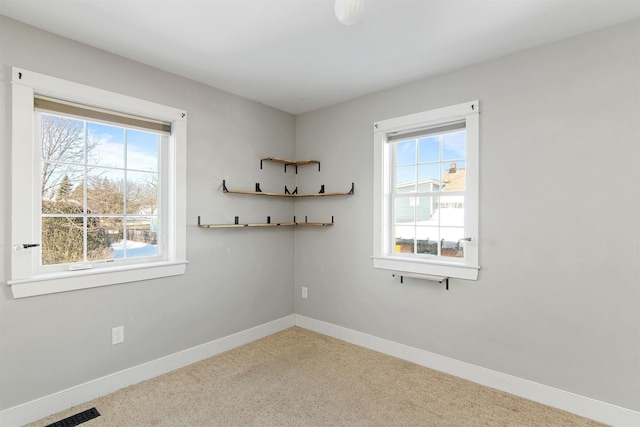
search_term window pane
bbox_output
[416,226,438,255]
[418,136,439,163]
[418,164,440,188]
[40,114,85,165]
[442,130,466,161]
[442,161,465,191]
[42,167,84,214]
[87,122,125,168]
[41,216,85,265]
[396,139,416,165]
[440,227,465,258]
[126,171,158,215]
[394,196,415,223]
[394,225,415,253]
[124,216,158,258]
[87,216,118,261]
[127,129,159,172]
[396,165,416,188]
[87,169,124,214]
[416,196,435,222]
[438,196,464,227]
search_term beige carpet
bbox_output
[26,327,605,426]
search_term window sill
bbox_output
[372,256,479,281]
[7,261,189,298]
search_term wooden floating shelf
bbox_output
[197,216,334,229]
[222,180,354,197]
[223,190,351,198]
[392,272,450,290]
[260,157,320,173]
[198,222,333,228]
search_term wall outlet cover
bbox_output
[112,326,124,345]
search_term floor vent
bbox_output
[45,407,100,427]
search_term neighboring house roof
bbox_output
[442,163,465,191]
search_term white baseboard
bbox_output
[4,313,637,427]
[295,315,640,427]
[0,314,296,427]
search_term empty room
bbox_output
[0,1,639,426]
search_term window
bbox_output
[36,97,165,271]
[372,101,479,280]
[9,68,188,298]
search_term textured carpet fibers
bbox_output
[26,327,605,426]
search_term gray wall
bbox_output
[294,19,640,410]
[0,17,296,410]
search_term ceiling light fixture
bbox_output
[335,0,364,26]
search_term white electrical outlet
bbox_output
[112,326,124,345]
[302,287,308,299]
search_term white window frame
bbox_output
[8,67,188,298]
[372,100,479,281]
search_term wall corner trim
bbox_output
[295,315,640,427]
[0,315,296,427]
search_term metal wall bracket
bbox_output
[392,272,450,290]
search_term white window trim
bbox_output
[8,67,188,298]
[372,101,480,281]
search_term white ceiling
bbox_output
[2,0,639,114]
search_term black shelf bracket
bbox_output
[393,273,449,290]
[285,186,298,195]
[284,162,320,174]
